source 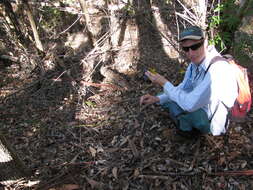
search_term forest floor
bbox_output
[1,2,253,190]
[1,44,253,190]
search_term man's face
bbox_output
[181,39,206,64]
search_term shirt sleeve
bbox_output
[163,60,238,112]
[163,70,211,112]
[157,64,192,104]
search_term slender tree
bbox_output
[78,0,94,47]
[22,0,44,52]
[237,0,253,20]
[1,0,26,45]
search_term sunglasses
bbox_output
[182,41,204,52]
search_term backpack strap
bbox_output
[204,56,230,126]
[204,56,228,76]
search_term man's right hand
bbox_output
[140,94,159,105]
[145,71,168,87]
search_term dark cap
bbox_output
[179,26,205,42]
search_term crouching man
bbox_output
[140,26,238,137]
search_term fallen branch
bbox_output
[138,175,171,180]
[56,161,96,168]
[188,139,200,170]
[127,137,140,158]
[140,170,201,178]
[212,170,253,176]
[80,81,124,91]
[0,55,19,62]
[166,157,190,168]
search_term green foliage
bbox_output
[209,15,221,28]
[208,0,240,51]
[85,100,96,108]
[209,33,225,50]
[122,2,135,16]
[234,33,253,66]
[209,3,223,28]
[215,0,240,30]
[209,31,231,51]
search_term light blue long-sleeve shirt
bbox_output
[157,46,238,135]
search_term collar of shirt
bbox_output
[190,45,221,73]
[199,45,220,72]
[188,45,221,82]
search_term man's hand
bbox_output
[145,71,168,86]
[140,94,159,105]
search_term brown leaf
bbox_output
[100,167,109,176]
[218,156,226,166]
[127,137,139,158]
[89,146,96,157]
[85,176,103,189]
[133,168,140,177]
[240,160,247,169]
[213,170,253,176]
[162,128,174,138]
[57,184,79,190]
[227,151,240,161]
[122,181,129,190]
[112,167,118,179]
[105,148,119,153]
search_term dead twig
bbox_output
[0,55,19,62]
[127,137,140,158]
[211,170,253,176]
[188,138,200,170]
[58,14,82,35]
[80,81,124,91]
[166,157,190,168]
[140,170,201,178]
[138,174,172,180]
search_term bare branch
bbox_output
[175,0,208,29]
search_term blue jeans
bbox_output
[161,101,210,134]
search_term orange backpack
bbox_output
[207,55,252,121]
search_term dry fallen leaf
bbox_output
[227,151,240,161]
[240,160,247,169]
[89,146,97,157]
[218,156,226,166]
[85,176,103,189]
[112,167,118,179]
[127,137,139,157]
[56,184,80,190]
[134,168,140,177]
[2,5,253,189]
[100,167,109,176]
[122,181,129,190]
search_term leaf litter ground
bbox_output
[1,63,253,190]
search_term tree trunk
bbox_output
[196,0,207,29]
[22,0,44,52]
[0,133,30,185]
[78,0,94,48]
[237,0,253,20]
[1,0,27,46]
